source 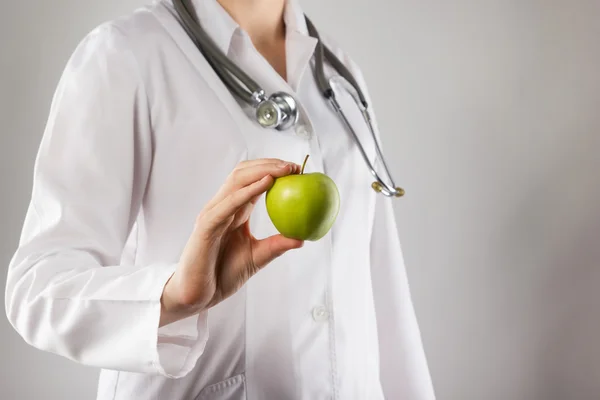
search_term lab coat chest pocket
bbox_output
[195,373,247,400]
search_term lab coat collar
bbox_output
[185,0,238,55]
[184,0,313,55]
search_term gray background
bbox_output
[2,0,600,399]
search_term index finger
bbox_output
[204,174,275,232]
[235,158,287,168]
[206,161,301,211]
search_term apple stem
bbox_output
[301,154,309,174]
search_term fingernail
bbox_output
[278,162,290,169]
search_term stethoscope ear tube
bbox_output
[172,0,263,102]
[304,16,368,108]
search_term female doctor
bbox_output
[5,0,435,399]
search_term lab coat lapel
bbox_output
[154,2,251,146]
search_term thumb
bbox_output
[252,234,304,268]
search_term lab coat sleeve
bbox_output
[4,23,208,378]
[370,195,436,399]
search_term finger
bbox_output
[205,174,275,231]
[236,158,287,168]
[249,192,262,205]
[229,162,301,190]
[202,159,285,211]
[251,234,304,268]
[231,186,266,229]
[230,201,255,231]
[229,190,264,230]
[207,162,300,211]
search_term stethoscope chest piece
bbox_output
[255,92,299,131]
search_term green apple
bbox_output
[265,155,340,241]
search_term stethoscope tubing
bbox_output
[171,0,404,197]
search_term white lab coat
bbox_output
[4,0,435,398]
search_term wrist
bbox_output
[159,272,207,327]
[160,274,191,327]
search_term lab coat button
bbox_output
[312,306,329,322]
[295,125,311,138]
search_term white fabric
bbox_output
[4,0,436,398]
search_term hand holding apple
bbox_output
[265,155,340,241]
[160,158,304,327]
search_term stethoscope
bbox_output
[171,0,404,198]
